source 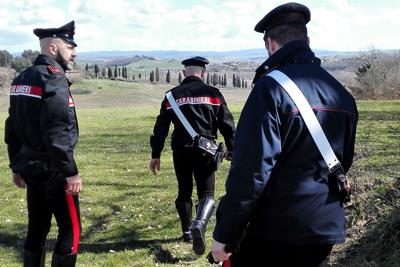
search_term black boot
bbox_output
[23,248,46,267]
[191,196,215,255]
[51,254,77,267]
[175,200,193,243]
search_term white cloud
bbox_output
[0,0,399,53]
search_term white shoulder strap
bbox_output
[266,70,340,172]
[165,91,198,140]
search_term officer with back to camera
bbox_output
[5,21,82,267]
[210,2,358,266]
[149,56,235,255]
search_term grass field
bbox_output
[126,58,182,76]
[0,80,399,266]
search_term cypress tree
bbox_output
[94,64,99,78]
[101,67,106,78]
[166,69,171,83]
[150,71,154,83]
[212,73,218,86]
[178,72,182,83]
[155,67,159,82]
[223,73,227,86]
[85,63,89,77]
[114,65,117,78]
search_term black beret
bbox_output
[181,56,209,67]
[33,21,77,47]
[254,2,310,33]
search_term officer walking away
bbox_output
[149,56,235,255]
[4,21,82,267]
[210,3,358,266]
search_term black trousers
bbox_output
[229,235,333,267]
[173,148,216,202]
[22,170,81,256]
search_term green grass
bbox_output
[0,105,234,267]
[69,79,173,109]
[336,100,400,267]
[0,80,399,266]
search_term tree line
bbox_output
[205,72,248,88]
[0,49,40,72]
[1,48,249,89]
[83,63,251,88]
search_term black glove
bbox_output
[224,150,232,161]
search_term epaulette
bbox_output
[252,64,280,84]
[47,65,61,74]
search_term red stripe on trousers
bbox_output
[223,259,230,267]
[65,193,80,254]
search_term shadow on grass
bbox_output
[0,223,26,249]
[0,224,192,264]
[80,236,183,264]
[336,211,400,266]
[335,185,400,266]
[87,181,166,190]
[0,223,26,263]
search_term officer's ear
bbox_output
[183,69,187,78]
[200,68,206,79]
[48,43,58,56]
[266,37,280,56]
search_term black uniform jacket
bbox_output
[213,40,358,245]
[4,54,79,177]
[150,76,235,158]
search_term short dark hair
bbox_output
[264,23,308,46]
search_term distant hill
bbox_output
[77,48,362,63]
[127,58,182,74]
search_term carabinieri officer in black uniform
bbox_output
[150,56,235,255]
[210,3,358,266]
[4,21,82,267]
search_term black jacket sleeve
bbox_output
[213,80,282,244]
[40,73,78,177]
[4,111,21,171]
[217,92,235,152]
[150,97,171,158]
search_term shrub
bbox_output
[355,49,400,99]
[0,67,16,89]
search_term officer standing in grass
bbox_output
[210,2,358,266]
[5,21,82,267]
[149,56,235,255]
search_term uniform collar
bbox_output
[181,75,204,85]
[33,54,66,74]
[252,40,320,83]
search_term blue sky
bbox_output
[0,0,399,53]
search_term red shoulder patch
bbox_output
[47,65,61,74]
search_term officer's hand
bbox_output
[66,174,82,195]
[211,239,231,263]
[12,173,26,189]
[224,151,233,161]
[149,158,160,175]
